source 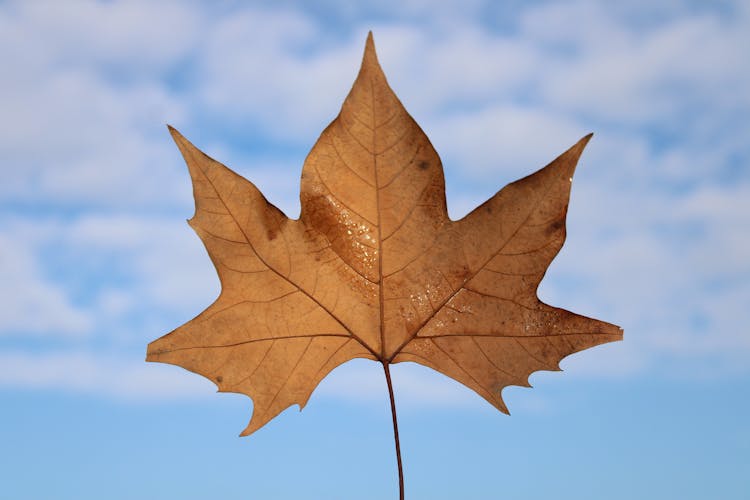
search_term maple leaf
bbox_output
[146,33,622,444]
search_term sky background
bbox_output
[1,0,748,498]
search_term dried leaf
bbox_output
[146,33,622,436]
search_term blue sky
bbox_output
[1,0,748,498]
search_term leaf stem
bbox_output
[382,361,404,500]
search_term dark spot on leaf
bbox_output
[418,161,430,170]
[216,376,223,383]
[267,228,278,240]
[547,218,564,234]
[450,264,472,283]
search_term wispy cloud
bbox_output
[0,232,92,337]
[0,350,215,400]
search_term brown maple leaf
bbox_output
[147,32,621,452]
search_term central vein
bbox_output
[372,78,387,361]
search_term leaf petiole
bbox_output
[382,362,404,500]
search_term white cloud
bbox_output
[0,350,215,400]
[0,1,192,208]
[526,0,750,127]
[63,214,220,313]
[0,214,217,345]
[192,9,363,141]
[0,234,91,337]
[0,0,199,73]
[538,177,750,377]
[428,104,588,181]
[0,73,188,207]
[363,23,540,113]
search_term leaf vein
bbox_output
[311,161,377,227]
[327,135,376,188]
[157,334,351,354]
[379,144,424,189]
[471,337,515,378]
[430,338,494,399]
[382,174,436,241]
[265,337,315,411]
[203,291,300,321]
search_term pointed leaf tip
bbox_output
[167,125,185,145]
[574,133,593,152]
[556,133,594,176]
[570,133,594,166]
[361,31,382,75]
